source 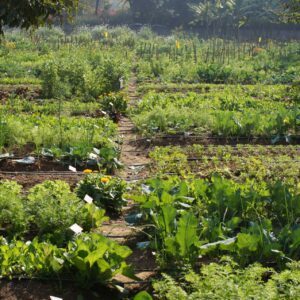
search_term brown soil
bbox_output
[0,158,67,172]
[0,173,84,189]
[0,279,121,300]
[0,157,101,173]
[0,84,41,101]
[118,74,150,181]
[112,72,156,291]
[133,134,300,147]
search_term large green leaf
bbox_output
[134,291,153,300]
[86,248,107,267]
[156,205,177,235]
[176,212,198,257]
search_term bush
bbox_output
[0,181,27,237]
[92,58,126,95]
[41,56,92,98]
[41,55,127,99]
[26,180,104,245]
[100,92,128,122]
[91,25,108,40]
[197,63,234,83]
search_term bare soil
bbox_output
[118,74,151,181]
[0,84,41,102]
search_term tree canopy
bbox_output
[124,0,299,27]
[282,0,300,23]
[0,0,78,34]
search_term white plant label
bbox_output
[69,223,83,234]
[89,153,98,160]
[93,147,100,155]
[68,165,77,172]
[84,194,93,204]
[50,296,63,300]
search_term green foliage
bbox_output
[93,58,127,95]
[282,0,300,23]
[100,92,128,122]
[26,180,107,246]
[132,87,300,138]
[0,114,118,163]
[76,174,127,213]
[153,258,300,299]
[149,144,300,184]
[0,233,134,288]
[0,1,78,34]
[131,175,300,266]
[41,56,93,98]
[65,233,134,287]
[134,291,153,300]
[0,181,27,238]
[38,46,129,99]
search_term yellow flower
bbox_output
[83,169,93,174]
[101,177,110,184]
[175,40,181,49]
[5,42,16,49]
[283,117,290,124]
[104,31,109,38]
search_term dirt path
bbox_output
[118,72,150,181]
[108,72,156,290]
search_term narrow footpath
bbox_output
[102,72,156,292]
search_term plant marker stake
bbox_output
[68,166,77,172]
[69,223,83,234]
[93,147,100,155]
[84,194,93,204]
[50,297,63,300]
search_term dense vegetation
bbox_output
[0,25,299,299]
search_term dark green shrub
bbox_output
[100,92,128,122]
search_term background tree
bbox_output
[0,0,78,34]
[282,0,300,23]
[190,0,281,31]
[95,0,101,15]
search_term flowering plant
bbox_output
[76,174,127,214]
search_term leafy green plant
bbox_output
[1,114,118,164]
[26,180,107,246]
[100,92,128,122]
[130,175,300,266]
[41,56,92,98]
[0,180,27,238]
[76,174,127,214]
[0,233,135,288]
[132,88,299,139]
[153,258,300,300]
[65,233,135,287]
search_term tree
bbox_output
[95,0,101,15]
[0,0,78,34]
[190,0,282,28]
[282,0,300,23]
[190,0,236,28]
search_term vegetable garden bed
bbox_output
[0,27,299,299]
